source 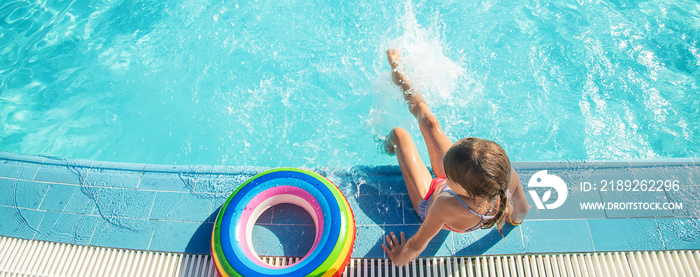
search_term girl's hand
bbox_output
[507,192,530,225]
[381,232,408,266]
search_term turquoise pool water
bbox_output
[1,0,699,167]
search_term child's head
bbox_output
[443,137,511,228]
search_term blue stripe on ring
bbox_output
[219,170,342,276]
[224,171,340,276]
[230,178,332,275]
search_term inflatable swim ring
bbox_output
[211,168,355,277]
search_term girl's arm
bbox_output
[507,167,530,224]
[382,208,445,266]
[383,198,479,265]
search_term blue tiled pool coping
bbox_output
[0,152,698,258]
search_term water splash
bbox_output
[315,166,376,199]
[385,0,467,104]
[365,0,471,153]
[666,218,699,243]
[66,163,135,229]
[179,169,249,198]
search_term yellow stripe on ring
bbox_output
[212,252,229,277]
[211,230,230,277]
[321,204,356,277]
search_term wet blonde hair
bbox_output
[443,137,511,229]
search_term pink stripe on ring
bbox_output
[237,185,325,268]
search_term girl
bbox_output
[381,49,530,266]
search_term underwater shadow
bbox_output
[254,204,316,257]
[454,224,516,256]
[185,209,220,254]
[354,178,450,258]
[185,221,216,254]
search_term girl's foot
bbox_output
[387,49,402,69]
[376,134,396,155]
[386,49,411,89]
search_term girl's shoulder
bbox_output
[437,190,503,218]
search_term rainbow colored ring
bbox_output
[211,168,356,277]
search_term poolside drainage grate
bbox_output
[1,236,699,276]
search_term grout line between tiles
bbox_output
[0,176,203,194]
[87,216,101,246]
[586,219,596,252]
[28,209,47,241]
[654,218,668,251]
[255,223,317,227]
[35,182,52,212]
[147,221,158,251]
[0,204,226,225]
[520,222,526,253]
[146,192,158,221]
[137,164,147,190]
[30,160,43,181]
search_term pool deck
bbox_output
[0,152,698,258]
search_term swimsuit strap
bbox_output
[485,197,498,215]
[441,189,498,220]
[437,182,501,233]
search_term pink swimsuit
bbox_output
[417,177,499,233]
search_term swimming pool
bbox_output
[1,0,698,167]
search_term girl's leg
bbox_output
[413,103,454,178]
[387,49,453,177]
[387,127,432,212]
